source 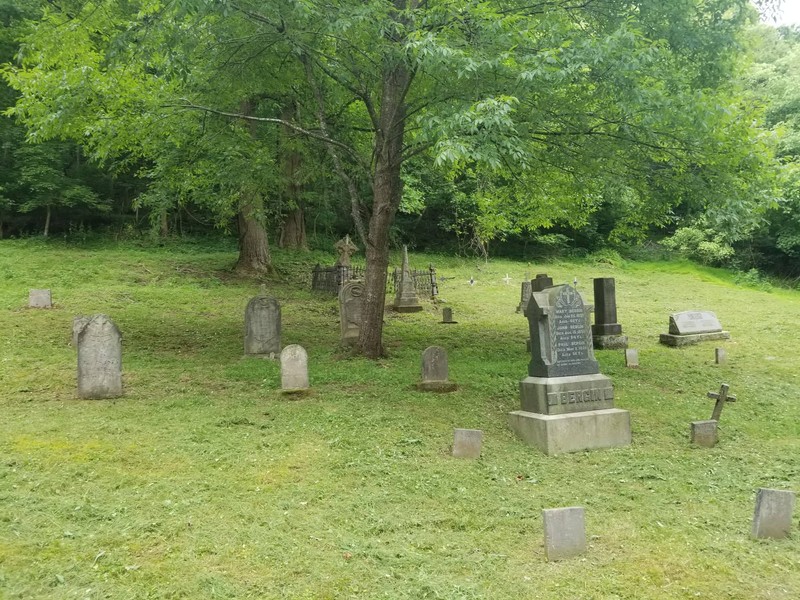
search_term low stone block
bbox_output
[441,307,457,324]
[29,289,52,309]
[593,334,628,350]
[543,507,586,561]
[752,488,796,539]
[625,349,639,368]
[452,429,482,459]
[659,331,730,347]
[519,374,614,416]
[690,420,718,447]
[715,348,727,364]
[508,408,631,455]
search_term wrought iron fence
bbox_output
[311,263,439,298]
[388,264,439,299]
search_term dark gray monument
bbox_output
[280,344,309,392]
[516,281,532,314]
[418,345,457,392]
[77,315,123,399]
[659,311,730,346]
[531,273,554,292]
[244,292,281,356]
[591,278,628,349]
[509,284,631,454]
[339,280,364,346]
[393,246,422,313]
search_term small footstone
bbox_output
[691,420,718,447]
[441,307,457,324]
[625,348,639,368]
[543,507,586,561]
[452,429,482,459]
[752,488,796,539]
[715,348,727,364]
[29,289,52,308]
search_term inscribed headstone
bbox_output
[752,488,796,539]
[543,507,586,561]
[419,346,457,392]
[244,294,281,355]
[280,345,309,391]
[452,429,482,459]
[77,314,123,399]
[339,280,364,345]
[660,311,730,346]
[72,315,90,347]
[29,289,52,309]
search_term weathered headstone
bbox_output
[690,420,718,447]
[76,315,123,399]
[659,311,730,346]
[591,278,628,349]
[280,345,309,391]
[441,307,456,324]
[715,348,727,364]
[28,289,52,309]
[752,488,796,539]
[452,429,482,459]
[516,281,532,313]
[625,348,639,368]
[543,507,586,561]
[339,280,364,346]
[531,273,554,292]
[244,293,281,356]
[707,383,736,421]
[394,246,423,312]
[418,345,457,392]
[334,234,359,267]
[72,315,91,347]
[509,284,631,455]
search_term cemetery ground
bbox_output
[1,238,799,600]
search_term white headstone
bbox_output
[29,289,52,308]
[280,345,309,391]
[543,506,586,561]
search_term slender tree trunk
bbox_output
[358,63,411,358]
[159,208,169,237]
[234,98,273,274]
[43,205,51,237]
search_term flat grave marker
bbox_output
[452,429,482,459]
[752,488,796,539]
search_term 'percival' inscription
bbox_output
[552,287,592,366]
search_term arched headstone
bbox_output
[245,294,281,355]
[281,345,309,391]
[77,315,123,399]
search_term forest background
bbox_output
[1,0,799,356]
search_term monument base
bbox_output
[592,334,628,350]
[519,374,614,415]
[659,331,730,347]
[417,381,458,392]
[508,409,631,455]
[394,304,423,313]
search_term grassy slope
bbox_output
[0,239,798,599]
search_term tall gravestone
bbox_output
[509,284,631,455]
[516,281,532,314]
[393,246,422,312]
[76,315,123,399]
[591,278,628,349]
[280,345,309,391]
[339,280,364,346]
[244,292,281,356]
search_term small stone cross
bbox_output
[502,274,512,285]
[334,234,359,267]
[707,383,736,421]
[469,276,475,286]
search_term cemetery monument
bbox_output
[591,277,628,349]
[244,288,281,356]
[659,310,730,347]
[76,314,123,399]
[393,246,423,312]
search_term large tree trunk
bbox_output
[357,62,411,359]
[278,105,308,250]
[279,206,307,249]
[234,98,273,275]
[235,193,273,275]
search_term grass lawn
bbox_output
[1,238,798,599]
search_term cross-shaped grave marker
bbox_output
[707,383,736,421]
[502,274,512,285]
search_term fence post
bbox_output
[429,264,438,299]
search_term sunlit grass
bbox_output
[1,238,798,599]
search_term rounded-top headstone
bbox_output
[280,344,309,391]
[77,314,123,399]
[245,295,281,355]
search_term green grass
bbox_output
[1,238,798,599]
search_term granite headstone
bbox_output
[77,315,123,399]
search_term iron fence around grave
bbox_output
[311,263,438,298]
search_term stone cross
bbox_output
[334,234,359,267]
[502,274,512,285]
[707,383,736,421]
[469,276,475,286]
